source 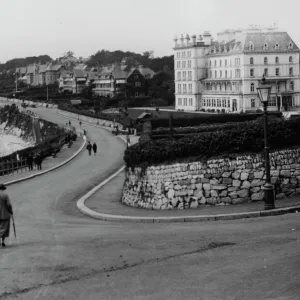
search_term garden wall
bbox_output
[122,148,300,209]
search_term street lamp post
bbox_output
[46,84,49,102]
[256,75,275,210]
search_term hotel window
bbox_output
[135,82,141,87]
[250,43,254,50]
[264,68,268,76]
[276,83,280,92]
[290,81,294,91]
[188,60,191,68]
[289,67,293,76]
[250,68,254,77]
[250,83,255,92]
[183,71,186,80]
[215,71,217,78]
[182,51,186,58]
[188,71,192,80]
[177,71,181,81]
[203,98,207,106]
[269,96,276,106]
[250,57,254,65]
[178,98,182,105]
[288,42,293,50]
[217,98,221,107]
[227,99,230,107]
[222,98,226,107]
[225,59,227,66]
[183,98,187,105]
[177,61,181,68]
[209,60,212,66]
[264,57,268,65]
[275,43,279,50]
[212,99,216,107]
[215,60,217,66]
[275,56,279,64]
[251,99,256,108]
[177,52,180,59]
[208,98,211,106]
[220,60,222,66]
[220,71,222,78]
[292,97,295,106]
[276,68,279,76]
[264,43,268,50]
[188,84,192,93]
[225,70,227,78]
[289,56,293,63]
[178,84,181,93]
[182,61,186,68]
[189,98,193,106]
[183,84,187,93]
[209,70,212,78]
[235,69,240,78]
[187,51,191,58]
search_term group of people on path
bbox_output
[86,141,97,156]
[26,152,43,171]
[0,184,13,247]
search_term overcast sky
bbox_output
[0,0,299,62]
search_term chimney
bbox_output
[174,36,178,47]
[192,35,196,45]
[203,31,212,46]
[180,34,184,45]
[185,34,190,45]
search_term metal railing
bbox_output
[0,156,30,177]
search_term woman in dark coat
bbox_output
[0,184,13,247]
[92,142,97,155]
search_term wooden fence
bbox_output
[0,156,31,177]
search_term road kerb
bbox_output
[4,138,86,186]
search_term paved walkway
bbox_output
[85,169,300,219]
[1,137,84,185]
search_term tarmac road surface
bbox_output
[0,107,299,300]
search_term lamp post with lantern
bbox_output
[256,75,275,210]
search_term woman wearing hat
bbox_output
[0,184,13,247]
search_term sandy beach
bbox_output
[0,134,33,157]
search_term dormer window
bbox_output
[288,42,293,49]
[275,43,279,50]
[263,43,268,50]
[249,42,254,50]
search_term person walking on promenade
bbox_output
[69,120,71,126]
[92,142,97,155]
[86,141,92,156]
[0,184,13,247]
[35,152,43,170]
[27,153,34,170]
[79,121,82,127]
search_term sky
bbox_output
[1,0,300,62]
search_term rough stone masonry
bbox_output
[122,148,300,210]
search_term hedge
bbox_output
[124,118,300,168]
[150,112,282,129]
[58,104,133,128]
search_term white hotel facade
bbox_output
[174,26,300,112]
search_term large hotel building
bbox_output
[174,26,300,112]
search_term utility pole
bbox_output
[47,84,49,101]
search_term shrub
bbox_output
[124,118,300,168]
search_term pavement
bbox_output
[2,137,85,186]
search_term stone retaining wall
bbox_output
[122,148,300,210]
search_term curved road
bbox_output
[0,107,299,300]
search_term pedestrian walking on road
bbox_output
[86,141,92,156]
[92,142,97,155]
[27,153,34,171]
[0,184,13,247]
[69,120,71,126]
[79,121,82,127]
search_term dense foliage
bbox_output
[150,112,282,129]
[87,50,174,73]
[124,118,300,168]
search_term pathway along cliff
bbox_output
[0,106,299,300]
